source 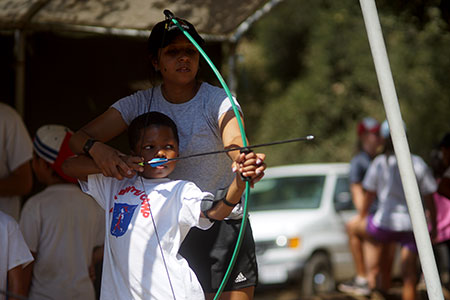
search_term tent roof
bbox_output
[0,0,281,41]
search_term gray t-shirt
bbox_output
[112,82,244,219]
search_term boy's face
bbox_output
[133,125,179,179]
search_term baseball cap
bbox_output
[357,117,380,136]
[147,17,204,57]
[33,125,77,183]
[380,119,407,138]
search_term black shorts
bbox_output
[179,219,258,293]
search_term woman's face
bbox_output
[153,35,200,85]
[134,125,179,179]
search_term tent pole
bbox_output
[14,29,26,117]
[359,1,443,299]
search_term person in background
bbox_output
[0,102,33,220]
[437,133,450,199]
[338,117,383,296]
[20,125,104,300]
[68,16,265,300]
[363,120,437,300]
[0,210,34,300]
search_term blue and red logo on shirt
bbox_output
[110,203,138,237]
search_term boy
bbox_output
[0,210,33,300]
[62,111,260,300]
[20,125,104,299]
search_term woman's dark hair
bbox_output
[128,112,179,151]
[147,18,205,83]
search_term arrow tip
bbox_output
[306,135,315,140]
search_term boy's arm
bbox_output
[22,252,36,296]
[62,155,102,181]
[0,161,33,197]
[7,264,27,300]
[202,152,259,220]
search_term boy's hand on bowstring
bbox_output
[232,151,266,188]
[89,142,143,180]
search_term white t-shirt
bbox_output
[112,82,244,219]
[0,211,33,300]
[20,184,104,300]
[363,153,437,231]
[80,174,212,300]
[0,103,33,220]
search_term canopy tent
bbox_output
[0,0,283,116]
[0,0,281,41]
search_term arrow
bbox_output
[140,135,314,167]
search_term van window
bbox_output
[334,176,354,211]
[249,176,325,211]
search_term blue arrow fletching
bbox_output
[148,158,169,167]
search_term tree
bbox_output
[237,0,450,166]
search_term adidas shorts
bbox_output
[179,219,258,293]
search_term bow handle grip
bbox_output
[239,147,252,182]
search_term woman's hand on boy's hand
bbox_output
[232,152,266,188]
[89,142,143,180]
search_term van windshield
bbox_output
[248,175,325,211]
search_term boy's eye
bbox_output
[165,144,175,150]
[143,145,154,150]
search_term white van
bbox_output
[248,163,357,295]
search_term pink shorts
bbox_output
[367,215,417,252]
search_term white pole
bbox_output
[359,1,443,300]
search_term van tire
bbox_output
[300,253,335,296]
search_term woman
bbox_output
[69,16,265,300]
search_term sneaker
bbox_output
[338,277,371,296]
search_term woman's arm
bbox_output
[62,155,102,182]
[219,110,266,187]
[203,152,258,220]
[69,107,143,180]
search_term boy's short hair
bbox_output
[33,125,77,183]
[128,112,179,151]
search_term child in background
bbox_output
[20,125,104,300]
[363,120,437,300]
[63,112,261,300]
[338,117,383,296]
[0,210,33,300]
[0,102,33,220]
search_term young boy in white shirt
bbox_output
[62,111,260,300]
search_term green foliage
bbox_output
[236,0,450,167]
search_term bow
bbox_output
[164,10,251,300]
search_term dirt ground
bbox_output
[253,283,444,300]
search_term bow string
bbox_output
[164,10,251,300]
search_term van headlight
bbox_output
[276,235,301,249]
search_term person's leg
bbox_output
[401,247,418,300]
[347,215,367,278]
[338,216,371,295]
[206,287,254,300]
[378,242,396,292]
